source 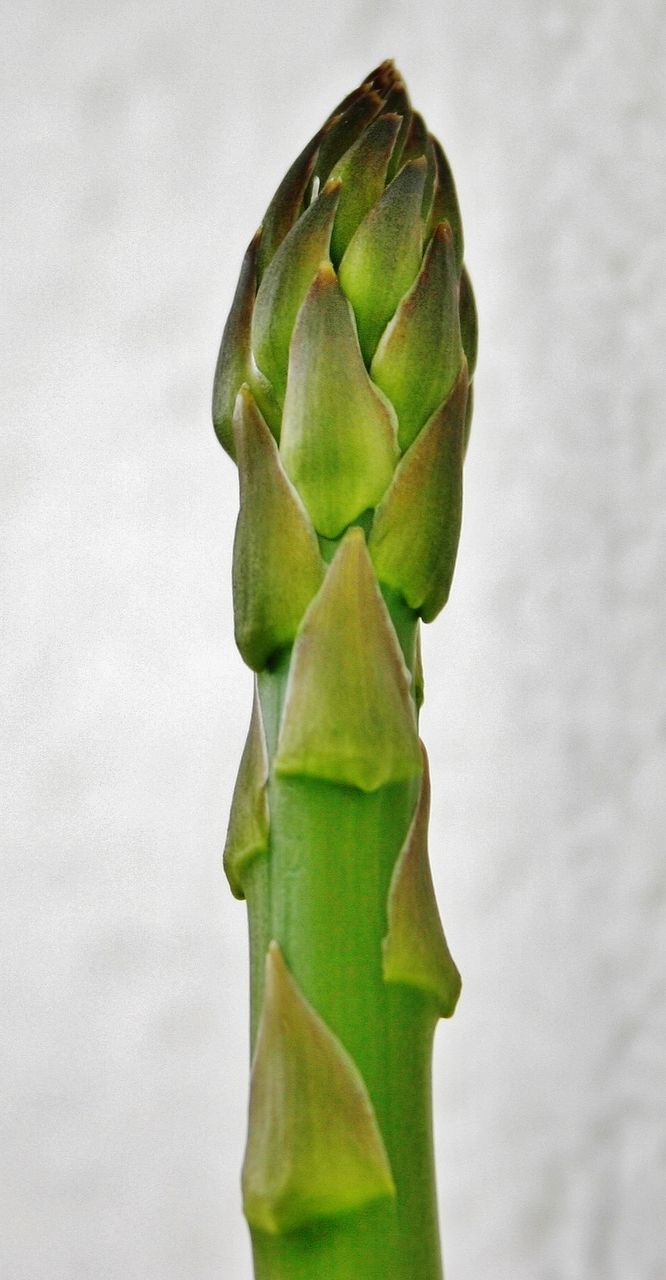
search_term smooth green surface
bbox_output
[246,584,444,1279]
[252,1200,401,1280]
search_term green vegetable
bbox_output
[213,59,476,1280]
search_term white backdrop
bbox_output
[2,1,664,1276]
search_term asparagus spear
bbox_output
[213,60,476,1280]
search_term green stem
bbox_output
[245,601,444,1280]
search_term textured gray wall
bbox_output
[2,1,664,1276]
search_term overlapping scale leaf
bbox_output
[459,265,478,377]
[399,111,435,216]
[463,380,474,456]
[362,59,400,101]
[280,265,398,538]
[251,180,341,402]
[368,366,468,621]
[212,231,259,459]
[399,109,428,168]
[274,529,422,791]
[214,56,476,634]
[312,89,383,190]
[242,943,395,1235]
[383,745,461,1016]
[256,125,326,280]
[223,684,270,899]
[427,137,464,270]
[383,79,412,181]
[328,114,401,265]
[338,158,426,364]
[414,630,424,710]
[371,221,463,451]
[232,386,324,670]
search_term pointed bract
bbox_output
[368,59,400,97]
[399,109,428,167]
[232,387,324,670]
[327,82,370,121]
[212,232,259,459]
[383,81,412,181]
[280,266,398,538]
[252,181,341,401]
[242,942,395,1234]
[427,137,464,271]
[383,745,461,1017]
[463,379,474,456]
[399,111,435,217]
[257,127,325,279]
[313,90,383,188]
[371,222,463,451]
[329,114,401,265]
[223,685,270,899]
[368,366,468,621]
[414,628,424,710]
[459,265,478,377]
[274,529,422,791]
[338,159,425,363]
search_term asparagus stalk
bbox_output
[213,60,476,1280]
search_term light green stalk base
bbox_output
[244,605,443,1280]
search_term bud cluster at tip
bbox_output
[213,61,476,653]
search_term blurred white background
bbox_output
[2,1,664,1276]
